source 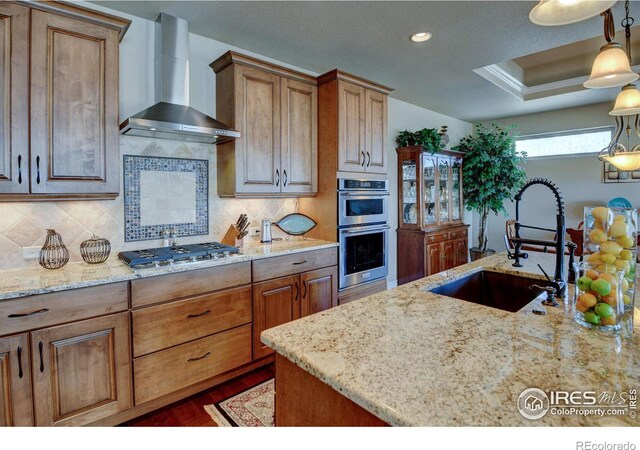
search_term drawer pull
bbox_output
[294,282,299,301]
[302,280,307,299]
[187,351,211,362]
[292,260,307,266]
[38,341,44,373]
[8,308,49,318]
[17,346,23,379]
[187,309,211,319]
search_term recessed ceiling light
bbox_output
[410,32,432,43]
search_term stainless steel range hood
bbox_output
[120,14,239,144]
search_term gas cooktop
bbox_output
[118,242,240,269]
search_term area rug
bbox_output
[204,379,274,427]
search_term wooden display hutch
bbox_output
[396,146,470,285]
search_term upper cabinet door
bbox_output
[0,3,28,194]
[0,334,33,426]
[364,89,387,174]
[281,78,317,194]
[337,80,366,173]
[30,10,120,196]
[234,65,281,194]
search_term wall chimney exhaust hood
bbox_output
[120,14,239,144]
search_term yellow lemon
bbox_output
[597,264,617,274]
[608,221,628,238]
[600,241,623,256]
[615,259,630,274]
[620,249,633,261]
[616,235,636,249]
[587,253,602,263]
[621,277,630,292]
[592,207,611,223]
[590,229,608,244]
[600,254,617,264]
[623,294,632,305]
[598,272,618,286]
[614,215,627,222]
[601,315,617,326]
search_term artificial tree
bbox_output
[453,123,526,259]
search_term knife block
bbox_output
[221,224,243,247]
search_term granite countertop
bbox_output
[262,252,640,426]
[0,237,338,301]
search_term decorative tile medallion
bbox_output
[124,155,209,242]
[603,161,640,183]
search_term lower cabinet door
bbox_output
[0,334,33,426]
[442,240,455,271]
[301,266,338,317]
[426,242,442,276]
[31,312,131,426]
[252,275,299,359]
[454,237,468,267]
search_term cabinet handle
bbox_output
[275,169,280,187]
[36,156,41,185]
[283,169,288,187]
[292,260,307,265]
[361,151,365,167]
[8,308,49,318]
[17,155,22,184]
[302,281,307,299]
[187,310,211,319]
[38,341,44,373]
[366,152,371,167]
[294,282,299,301]
[187,351,211,362]
[17,346,23,379]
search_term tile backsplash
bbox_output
[0,136,298,270]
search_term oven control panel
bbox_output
[339,179,388,191]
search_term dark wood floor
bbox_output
[123,364,275,427]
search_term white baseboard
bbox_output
[386,280,397,290]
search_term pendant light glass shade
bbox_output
[530,0,617,26]
[601,152,640,170]
[610,84,640,115]
[584,43,639,88]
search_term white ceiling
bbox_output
[93,1,634,122]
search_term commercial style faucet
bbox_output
[506,178,576,300]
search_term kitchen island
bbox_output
[261,252,639,426]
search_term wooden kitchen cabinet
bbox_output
[212,51,317,197]
[321,70,392,176]
[397,146,469,284]
[0,3,29,195]
[31,312,131,426]
[0,2,129,201]
[0,334,33,426]
[300,266,338,317]
[253,275,300,359]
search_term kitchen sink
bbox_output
[429,270,545,312]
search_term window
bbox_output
[515,127,613,158]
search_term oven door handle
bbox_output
[340,225,390,235]
[339,192,390,197]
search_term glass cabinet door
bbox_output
[438,158,451,223]
[423,157,436,226]
[401,159,417,225]
[451,158,462,222]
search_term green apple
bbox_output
[591,279,612,296]
[584,311,601,325]
[594,302,614,318]
[576,276,593,292]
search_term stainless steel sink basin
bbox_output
[429,270,544,312]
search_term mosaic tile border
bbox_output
[123,155,209,242]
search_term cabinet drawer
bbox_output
[449,228,467,239]
[425,232,448,244]
[252,248,338,282]
[132,286,252,357]
[0,283,128,336]
[131,262,251,308]
[133,324,252,404]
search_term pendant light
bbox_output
[599,1,640,171]
[584,9,639,88]
[530,0,617,26]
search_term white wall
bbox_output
[479,103,640,252]
[387,100,473,285]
